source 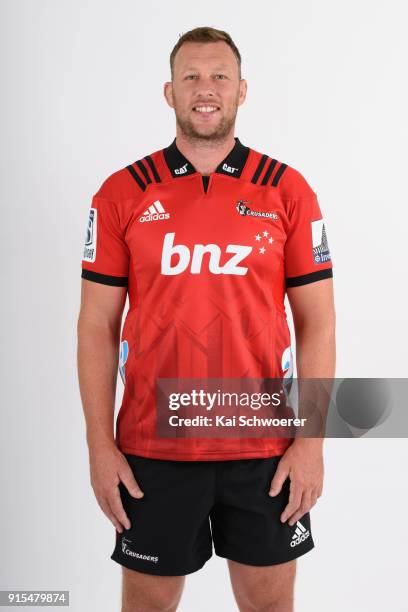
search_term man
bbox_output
[77,26,335,612]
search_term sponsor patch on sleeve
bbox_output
[83,208,97,262]
[311,219,331,264]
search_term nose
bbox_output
[194,76,218,98]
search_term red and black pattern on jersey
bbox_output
[81,138,333,461]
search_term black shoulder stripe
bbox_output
[251,154,268,184]
[126,164,146,191]
[144,155,161,183]
[136,160,152,184]
[261,158,278,186]
[286,268,333,288]
[271,162,288,187]
[81,269,128,287]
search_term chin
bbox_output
[194,126,221,139]
[192,119,230,139]
[177,115,233,141]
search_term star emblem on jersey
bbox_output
[235,200,279,220]
[254,231,273,254]
[139,200,170,223]
[290,520,310,547]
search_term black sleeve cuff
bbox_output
[81,269,128,287]
[286,268,333,288]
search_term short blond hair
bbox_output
[169,26,242,79]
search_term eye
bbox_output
[214,74,228,80]
[185,74,199,80]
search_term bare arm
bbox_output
[77,279,127,449]
[269,278,336,525]
[77,279,143,533]
[287,277,336,379]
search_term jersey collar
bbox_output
[163,137,250,179]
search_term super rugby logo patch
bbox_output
[236,200,279,220]
[311,219,331,264]
[83,208,97,262]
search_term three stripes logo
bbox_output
[126,155,161,192]
[251,155,288,187]
[139,200,170,223]
[290,520,310,547]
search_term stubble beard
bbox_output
[174,99,239,144]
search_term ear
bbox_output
[238,79,248,107]
[163,81,174,108]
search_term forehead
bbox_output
[173,41,238,72]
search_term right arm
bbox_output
[77,279,144,533]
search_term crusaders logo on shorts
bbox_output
[122,537,132,554]
[120,537,159,563]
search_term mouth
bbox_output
[192,104,220,115]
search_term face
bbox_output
[164,41,247,141]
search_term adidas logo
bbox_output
[139,200,170,223]
[290,520,310,547]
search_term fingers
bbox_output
[281,482,322,525]
[280,482,302,523]
[287,489,312,526]
[99,465,144,531]
[119,462,144,499]
[89,448,144,533]
[109,487,132,531]
[96,494,126,533]
[96,485,133,532]
[310,487,319,507]
[269,460,290,496]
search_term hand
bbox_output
[89,443,144,533]
[268,439,324,526]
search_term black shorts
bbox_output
[110,454,315,576]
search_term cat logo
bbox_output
[174,163,188,175]
[222,163,238,174]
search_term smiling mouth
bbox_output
[192,105,220,113]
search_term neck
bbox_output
[175,130,236,175]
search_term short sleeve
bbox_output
[284,193,333,288]
[81,195,130,287]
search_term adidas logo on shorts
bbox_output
[290,520,310,547]
[139,200,170,223]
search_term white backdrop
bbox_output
[1,1,407,610]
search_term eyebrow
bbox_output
[182,64,231,72]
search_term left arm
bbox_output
[269,277,336,525]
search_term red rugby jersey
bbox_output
[81,138,333,460]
